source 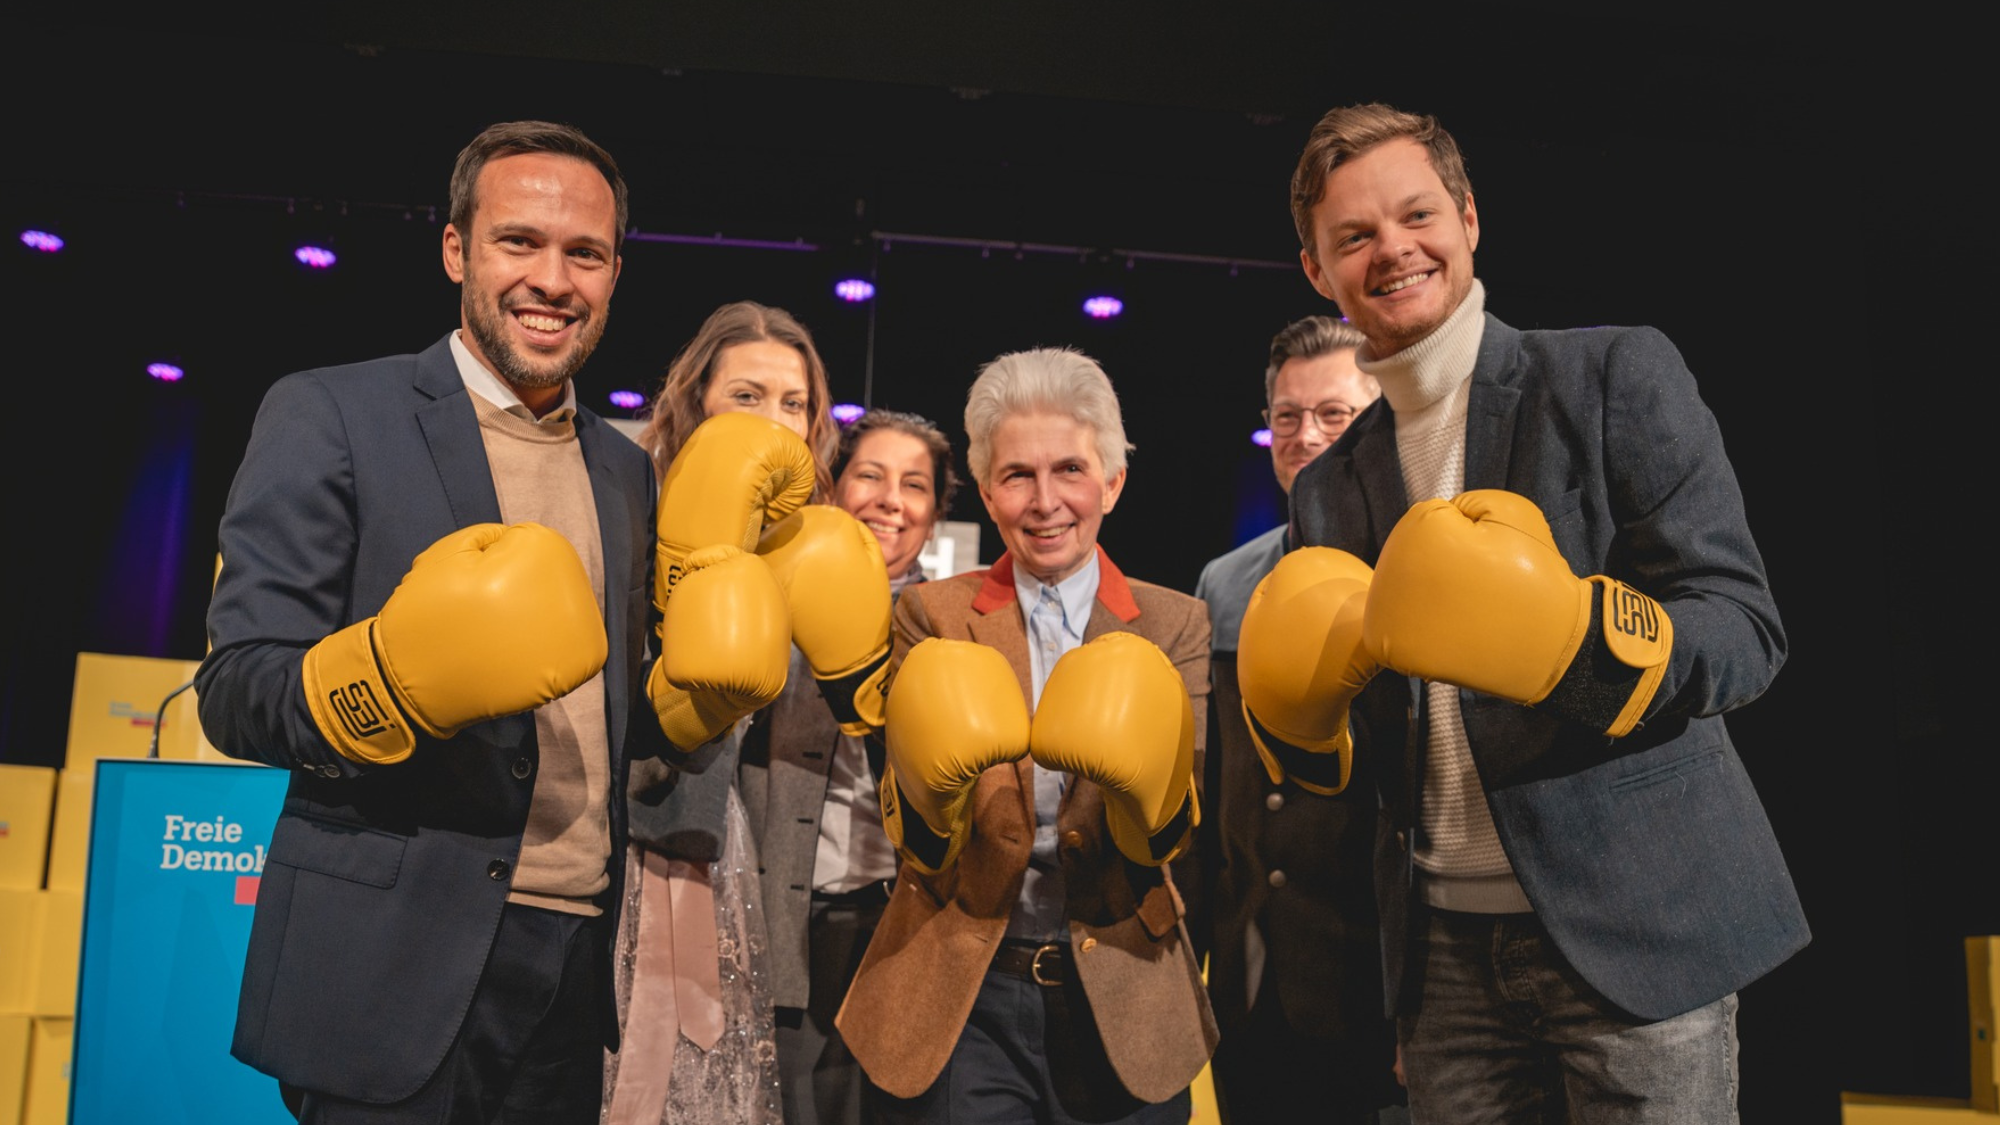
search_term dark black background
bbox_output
[1,5,1979,1121]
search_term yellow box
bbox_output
[40,772,90,898]
[0,1013,29,1125]
[0,890,41,1014]
[64,652,203,770]
[23,892,80,1020]
[0,768,56,891]
[20,1017,68,1125]
[1842,1092,1999,1122]
[1972,936,1999,1113]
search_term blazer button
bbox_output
[1061,830,1084,850]
[511,757,532,780]
[1267,869,1288,889]
[487,859,511,881]
[1265,792,1285,812]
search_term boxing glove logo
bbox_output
[1610,584,1661,644]
[329,681,395,741]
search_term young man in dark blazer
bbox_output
[1249,102,1807,1123]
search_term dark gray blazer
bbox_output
[1289,312,1808,1023]
[737,645,847,1009]
[195,334,668,1103]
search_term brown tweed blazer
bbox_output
[836,547,1220,1102]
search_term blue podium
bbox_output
[71,758,293,1124]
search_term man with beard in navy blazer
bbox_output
[197,119,680,1124]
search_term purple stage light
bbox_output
[294,245,338,269]
[20,230,64,252]
[148,362,186,383]
[1082,295,1124,319]
[1252,428,1273,447]
[834,278,876,302]
[832,403,867,424]
[608,389,645,410]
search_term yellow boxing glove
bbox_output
[1236,547,1378,795]
[879,637,1031,874]
[1029,632,1199,865]
[655,411,817,614]
[757,506,893,736]
[650,544,793,753]
[1364,489,1672,738]
[302,523,608,765]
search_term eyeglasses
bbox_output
[1263,400,1361,438]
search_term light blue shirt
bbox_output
[1006,551,1099,942]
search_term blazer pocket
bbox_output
[1608,745,1722,795]
[268,812,405,888]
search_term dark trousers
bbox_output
[1209,969,1407,1125]
[282,902,607,1125]
[871,951,1191,1125]
[776,884,890,1125]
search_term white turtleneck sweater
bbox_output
[1355,279,1532,914]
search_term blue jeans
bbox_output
[1399,909,1738,1125]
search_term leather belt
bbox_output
[990,940,1069,987]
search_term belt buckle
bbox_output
[1028,942,1062,987]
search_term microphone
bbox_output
[148,681,195,760]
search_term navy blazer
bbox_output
[195,334,667,1103]
[1288,312,1808,1023]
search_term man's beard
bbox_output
[463,292,609,391]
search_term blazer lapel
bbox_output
[577,409,633,758]
[1463,314,1522,492]
[1345,418,1408,561]
[412,338,503,527]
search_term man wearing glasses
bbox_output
[1189,316,1404,1123]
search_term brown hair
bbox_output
[1264,315,1369,402]
[1289,102,1473,255]
[637,301,839,497]
[834,408,961,514]
[448,120,629,255]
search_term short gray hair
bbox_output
[964,347,1133,484]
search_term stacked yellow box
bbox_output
[3,651,240,1124]
[64,652,228,768]
[1841,937,2000,1122]
[0,764,59,1125]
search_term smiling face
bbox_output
[1268,347,1378,493]
[835,428,939,580]
[443,151,621,413]
[978,411,1125,587]
[699,340,812,439]
[1299,136,1479,357]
